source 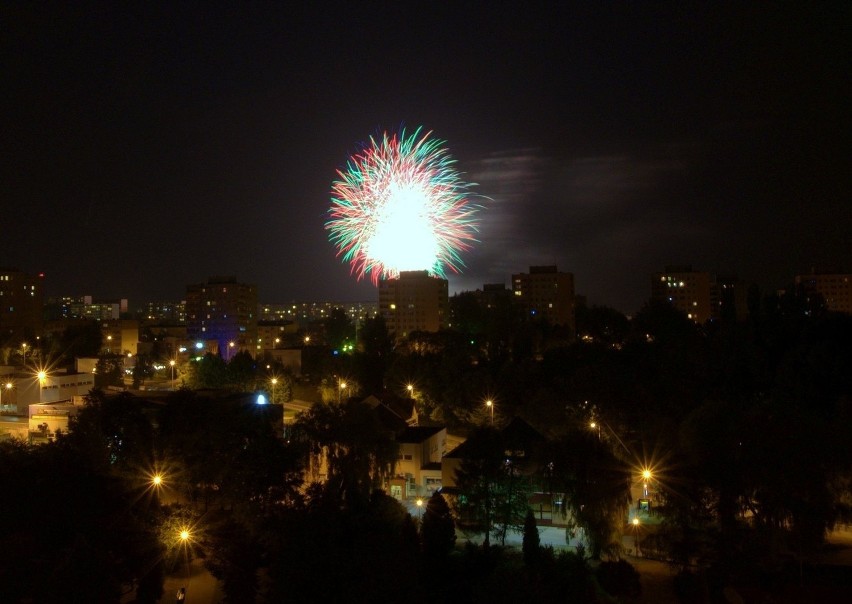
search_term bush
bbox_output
[596,559,641,598]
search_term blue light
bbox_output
[256,394,268,405]
[195,342,204,350]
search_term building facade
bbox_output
[511,265,575,330]
[378,271,449,338]
[795,270,852,314]
[185,276,258,356]
[0,268,44,343]
[651,265,714,323]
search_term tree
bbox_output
[421,491,456,561]
[132,353,155,388]
[453,426,530,547]
[226,350,257,392]
[522,508,540,567]
[293,399,399,507]
[326,307,354,351]
[549,431,632,559]
[94,354,124,389]
[188,352,227,389]
[0,439,164,602]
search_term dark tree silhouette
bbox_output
[522,508,540,567]
[421,491,456,561]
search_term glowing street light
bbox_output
[37,370,47,403]
[228,341,235,360]
[416,498,423,520]
[485,399,493,425]
[589,420,601,440]
[1,380,12,410]
[631,517,642,556]
[271,377,278,403]
[169,359,176,384]
[338,381,347,404]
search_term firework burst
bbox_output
[327,127,481,283]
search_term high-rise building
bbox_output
[511,265,575,330]
[0,268,44,343]
[794,270,852,314]
[379,271,448,338]
[185,276,258,355]
[651,265,714,323]
[142,301,186,324]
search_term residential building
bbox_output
[185,276,258,356]
[0,268,44,342]
[389,425,448,500]
[378,271,448,338]
[511,265,576,331]
[795,269,852,314]
[651,265,713,323]
[44,296,128,321]
[256,320,299,354]
[141,300,186,324]
[99,319,140,356]
[259,301,377,328]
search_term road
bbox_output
[158,558,223,604]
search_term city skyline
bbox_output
[3,4,848,314]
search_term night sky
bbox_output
[2,3,849,314]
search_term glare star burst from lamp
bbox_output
[327,126,482,283]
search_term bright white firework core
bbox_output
[365,181,439,273]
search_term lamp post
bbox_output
[589,420,601,440]
[169,359,176,385]
[416,498,423,520]
[179,528,191,590]
[21,342,27,367]
[1,381,11,410]
[631,517,642,556]
[271,378,278,404]
[37,370,47,403]
[486,399,493,425]
[107,335,112,354]
[338,381,347,404]
[228,341,235,360]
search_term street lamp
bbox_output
[228,341,235,360]
[486,399,493,425]
[1,381,12,410]
[416,498,423,520]
[179,527,192,588]
[631,517,642,556]
[37,370,47,403]
[338,381,347,404]
[271,378,278,404]
[406,383,414,397]
[169,359,176,385]
[21,342,27,366]
[589,420,601,440]
[107,335,112,354]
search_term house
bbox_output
[388,425,447,500]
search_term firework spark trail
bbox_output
[327,127,481,283]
